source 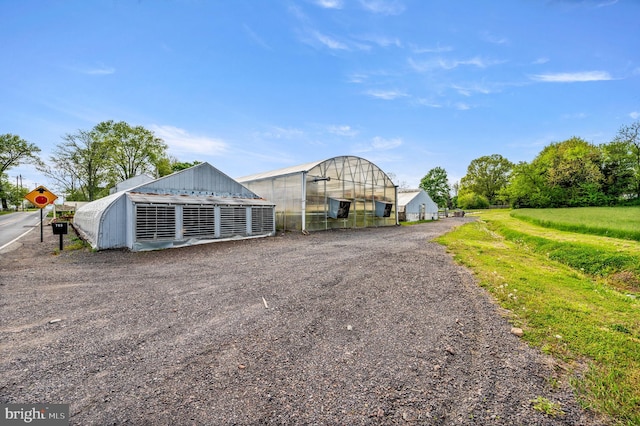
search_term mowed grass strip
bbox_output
[511,206,640,242]
[435,211,640,425]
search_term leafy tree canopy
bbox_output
[0,133,42,176]
[419,167,451,207]
[0,133,42,209]
[94,120,168,182]
[459,154,513,205]
[612,121,640,199]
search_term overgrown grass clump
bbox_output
[511,206,640,241]
[436,209,640,425]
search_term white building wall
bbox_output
[399,190,439,221]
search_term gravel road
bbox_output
[0,218,605,425]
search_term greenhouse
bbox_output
[74,162,275,251]
[237,155,398,232]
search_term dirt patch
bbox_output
[0,219,605,425]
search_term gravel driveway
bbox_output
[0,218,604,425]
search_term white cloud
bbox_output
[452,83,493,96]
[415,98,443,108]
[347,73,368,83]
[359,0,405,15]
[243,24,271,50]
[71,64,115,75]
[150,125,227,156]
[328,125,359,137]
[530,71,613,82]
[532,57,550,65]
[630,112,640,120]
[408,56,504,72]
[312,30,349,50]
[357,34,402,48]
[259,126,305,140]
[597,0,618,7]
[455,103,471,111]
[481,31,509,45]
[371,136,402,150]
[313,0,343,8]
[354,136,403,152]
[410,44,453,54]
[365,89,409,100]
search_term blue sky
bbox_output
[2,0,639,192]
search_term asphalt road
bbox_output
[0,209,48,250]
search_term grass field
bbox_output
[436,209,640,425]
[511,206,640,241]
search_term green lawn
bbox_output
[511,206,640,241]
[436,209,640,425]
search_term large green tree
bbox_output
[44,121,168,201]
[600,139,635,201]
[504,161,550,208]
[94,120,167,183]
[419,167,451,207]
[459,154,513,205]
[540,137,604,206]
[612,121,640,199]
[505,137,606,208]
[0,133,42,209]
[43,129,111,201]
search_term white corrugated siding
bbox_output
[74,162,275,251]
[74,191,128,250]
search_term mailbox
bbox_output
[52,222,68,235]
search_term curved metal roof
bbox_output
[236,159,323,182]
[236,155,394,185]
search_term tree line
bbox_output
[3,120,640,211]
[0,121,199,209]
[419,121,640,209]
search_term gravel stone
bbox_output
[0,218,606,425]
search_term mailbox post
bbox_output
[52,222,68,250]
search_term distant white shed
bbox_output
[397,189,438,221]
[74,162,275,251]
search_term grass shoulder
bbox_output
[435,209,640,425]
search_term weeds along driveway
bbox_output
[0,218,603,425]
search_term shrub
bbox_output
[457,193,490,209]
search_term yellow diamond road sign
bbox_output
[25,185,58,209]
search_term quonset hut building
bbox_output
[74,162,275,251]
[397,189,439,222]
[237,156,397,232]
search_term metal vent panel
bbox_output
[183,206,215,237]
[220,207,247,237]
[252,207,274,234]
[135,205,176,241]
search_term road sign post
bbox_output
[24,186,59,243]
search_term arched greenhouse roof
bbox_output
[236,155,396,187]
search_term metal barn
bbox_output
[397,189,439,222]
[74,162,275,251]
[237,156,397,232]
